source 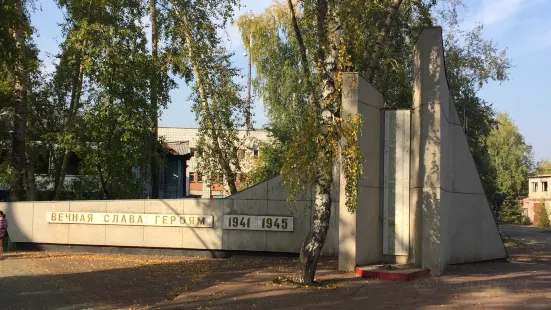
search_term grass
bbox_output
[502,236,523,248]
[267,276,345,290]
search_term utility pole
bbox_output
[246,33,252,132]
[150,0,160,199]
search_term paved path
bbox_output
[3,230,551,310]
[0,253,115,310]
[147,261,551,310]
[500,224,551,244]
[147,226,551,310]
[0,252,298,310]
[500,224,551,264]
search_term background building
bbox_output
[522,175,551,224]
[158,127,270,198]
[0,128,271,201]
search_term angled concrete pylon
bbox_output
[338,73,384,271]
[410,27,507,274]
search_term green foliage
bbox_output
[487,112,533,214]
[522,215,532,226]
[237,3,313,142]
[237,2,367,211]
[0,0,41,200]
[499,196,523,224]
[238,1,513,214]
[2,0,244,200]
[240,141,286,189]
[45,0,174,199]
[534,159,551,175]
[164,0,244,194]
[537,206,550,228]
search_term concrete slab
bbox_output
[106,200,145,213]
[105,200,145,247]
[68,201,107,246]
[266,200,308,253]
[3,202,34,243]
[267,175,311,201]
[143,226,183,248]
[321,201,339,256]
[227,177,269,200]
[143,200,184,248]
[32,202,70,244]
[182,199,223,249]
[223,199,268,251]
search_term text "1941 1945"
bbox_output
[223,215,293,232]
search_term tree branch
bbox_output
[287,0,316,109]
[366,0,404,83]
[171,3,238,194]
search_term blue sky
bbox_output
[30,0,550,161]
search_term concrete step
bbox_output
[354,264,430,281]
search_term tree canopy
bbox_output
[487,112,534,222]
[535,159,551,175]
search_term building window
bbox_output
[35,152,50,174]
[533,182,539,192]
[253,149,259,157]
[543,181,548,192]
[66,152,81,175]
[197,173,203,182]
[522,208,529,218]
[189,172,195,183]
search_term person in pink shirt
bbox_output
[0,210,7,260]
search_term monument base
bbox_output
[354,264,430,281]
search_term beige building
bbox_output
[522,175,551,224]
[158,127,271,198]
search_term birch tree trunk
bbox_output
[53,57,85,200]
[150,0,160,198]
[9,0,29,202]
[294,165,333,283]
[53,1,93,200]
[287,0,316,110]
[176,6,238,195]
[365,0,404,82]
[292,0,340,284]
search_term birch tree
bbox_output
[237,0,466,283]
[240,0,412,283]
[161,0,245,195]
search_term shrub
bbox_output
[522,216,532,226]
[537,206,550,228]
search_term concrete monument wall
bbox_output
[411,27,507,274]
[1,175,338,256]
[338,73,384,271]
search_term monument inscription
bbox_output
[47,212,213,228]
